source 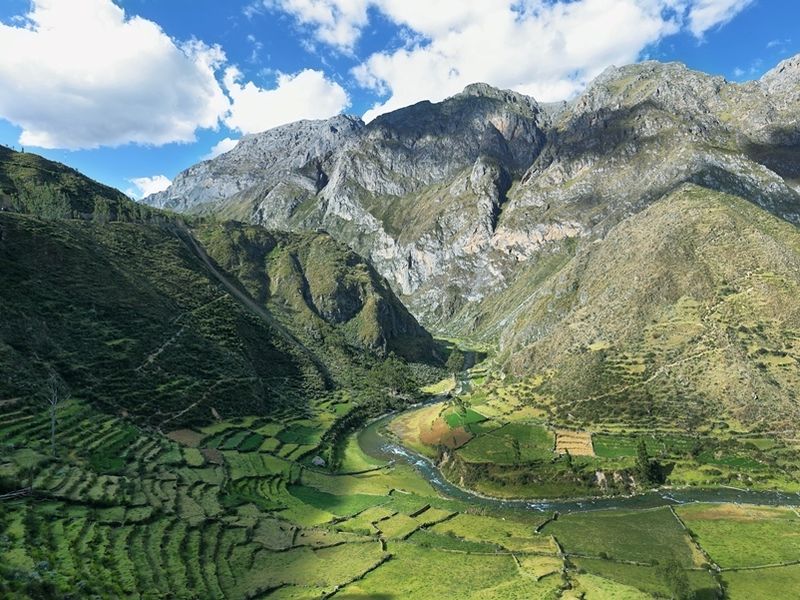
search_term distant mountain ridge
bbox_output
[145,55,800,329]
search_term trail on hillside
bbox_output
[171,225,334,388]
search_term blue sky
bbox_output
[0,0,797,198]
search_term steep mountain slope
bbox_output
[195,222,434,362]
[1,213,322,427]
[145,55,800,330]
[0,149,436,428]
[504,185,800,431]
[0,145,155,221]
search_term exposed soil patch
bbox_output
[201,447,224,464]
[556,430,595,456]
[419,420,472,449]
[166,429,204,447]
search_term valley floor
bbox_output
[3,375,800,600]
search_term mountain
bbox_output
[0,148,435,429]
[0,145,154,221]
[195,221,434,362]
[144,55,800,332]
[503,184,800,431]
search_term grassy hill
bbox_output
[0,146,157,222]
[196,222,435,363]
[0,213,328,428]
[0,148,437,430]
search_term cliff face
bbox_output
[144,55,800,331]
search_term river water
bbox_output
[358,413,800,513]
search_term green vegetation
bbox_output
[0,146,167,223]
[9,383,794,599]
[3,153,800,598]
[677,504,800,568]
[543,508,699,566]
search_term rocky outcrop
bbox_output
[146,115,364,211]
[144,55,800,330]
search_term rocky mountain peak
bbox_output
[146,114,364,211]
[760,52,800,95]
[571,60,727,119]
[457,82,541,111]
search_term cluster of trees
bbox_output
[368,353,419,398]
[2,182,174,226]
[5,182,73,219]
[319,353,422,469]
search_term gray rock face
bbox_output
[146,115,364,211]
[143,56,800,330]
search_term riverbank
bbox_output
[358,411,800,513]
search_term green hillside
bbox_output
[0,146,156,222]
[0,213,327,427]
[196,222,435,363]
[494,185,800,433]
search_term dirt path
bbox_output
[172,226,333,388]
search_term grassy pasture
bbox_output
[430,513,554,553]
[723,564,800,599]
[457,422,554,464]
[544,507,700,566]
[443,407,487,428]
[277,422,323,445]
[342,542,532,600]
[677,503,800,568]
[286,484,388,517]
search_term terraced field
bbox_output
[4,386,800,598]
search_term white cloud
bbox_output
[355,0,683,120]
[766,38,791,50]
[0,0,230,150]
[267,0,755,121]
[128,175,172,199]
[264,0,370,52]
[223,67,349,134]
[687,0,754,38]
[204,137,239,160]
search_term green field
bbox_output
[543,507,700,566]
[457,422,554,464]
[4,387,800,598]
[677,504,800,568]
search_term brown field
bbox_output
[419,420,472,449]
[166,429,205,447]
[390,403,472,450]
[678,503,792,522]
[200,448,224,464]
[556,430,594,456]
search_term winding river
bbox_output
[358,413,800,513]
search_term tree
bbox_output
[564,448,575,473]
[45,373,69,455]
[370,353,417,398]
[445,349,465,375]
[636,439,656,486]
[93,196,111,224]
[659,559,694,600]
[636,439,661,485]
[511,438,522,466]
